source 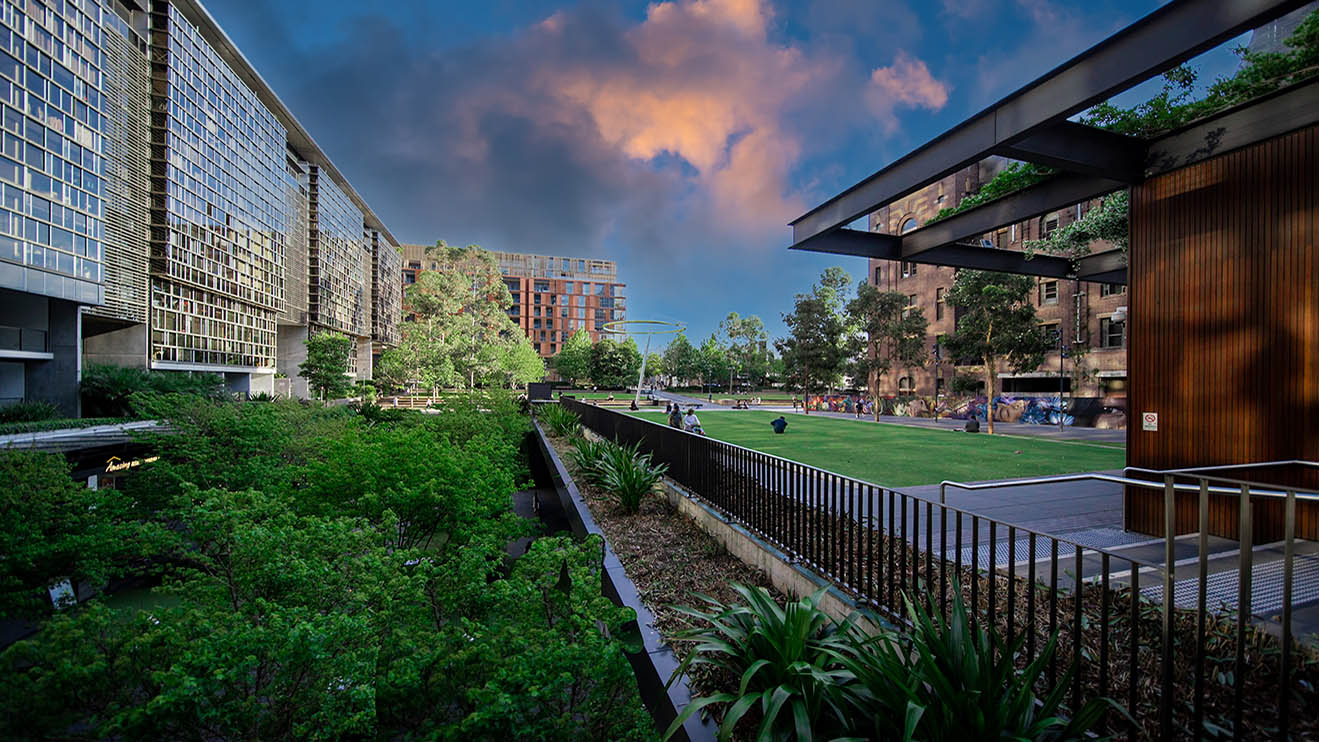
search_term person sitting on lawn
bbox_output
[683,409,704,435]
[629,399,639,411]
[771,416,788,434]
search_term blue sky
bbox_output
[202,0,1248,346]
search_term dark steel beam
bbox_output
[907,245,1074,278]
[900,172,1125,258]
[788,229,900,259]
[996,122,1146,181]
[789,0,1311,247]
[1145,77,1319,176]
[1076,250,1128,283]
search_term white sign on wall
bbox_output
[1142,412,1158,432]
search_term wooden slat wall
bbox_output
[1127,125,1319,539]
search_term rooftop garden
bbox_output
[0,392,654,740]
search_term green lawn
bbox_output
[627,410,1125,488]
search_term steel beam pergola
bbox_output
[788,0,1318,285]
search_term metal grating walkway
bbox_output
[1139,553,1319,617]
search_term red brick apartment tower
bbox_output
[400,247,626,363]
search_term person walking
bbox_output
[668,405,683,429]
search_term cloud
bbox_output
[867,51,949,130]
[201,0,952,341]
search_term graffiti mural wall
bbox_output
[802,394,1126,428]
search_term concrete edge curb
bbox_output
[530,420,716,742]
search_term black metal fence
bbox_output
[559,397,1317,741]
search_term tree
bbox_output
[942,270,1053,434]
[392,241,529,392]
[720,312,770,389]
[847,282,929,421]
[553,329,593,385]
[0,451,162,617]
[300,331,354,400]
[662,333,701,385]
[500,334,545,388]
[373,346,411,396]
[588,337,640,388]
[697,335,731,392]
[643,352,665,385]
[776,269,853,409]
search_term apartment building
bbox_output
[867,160,1127,398]
[401,247,626,360]
[0,0,402,411]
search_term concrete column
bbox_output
[25,299,81,416]
[277,324,311,399]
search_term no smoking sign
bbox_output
[1141,412,1158,432]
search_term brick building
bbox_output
[400,247,626,359]
[867,159,1128,398]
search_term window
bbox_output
[1042,212,1060,239]
[935,287,944,321]
[564,281,573,293]
[1100,317,1125,348]
[1010,223,1017,243]
[534,280,550,292]
[900,218,919,234]
[1039,280,1058,305]
[533,306,541,317]
[901,261,917,277]
[898,376,914,393]
[1100,283,1126,297]
[1040,322,1060,342]
[550,294,557,305]
[873,266,882,285]
[533,294,541,305]
[904,294,917,318]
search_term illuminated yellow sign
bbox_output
[104,455,159,474]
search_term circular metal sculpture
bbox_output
[597,320,686,404]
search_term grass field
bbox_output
[627,410,1125,488]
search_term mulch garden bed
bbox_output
[543,430,787,700]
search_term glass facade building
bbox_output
[0,0,107,305]
[147,0,288,370]
[0,0,402,409]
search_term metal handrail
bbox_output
[939,472,1319,505]
[1125,462,1319,495]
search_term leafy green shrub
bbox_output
[566,436,613,487]
[247,391,278,402]
[0,400,59,423]
[669,582,1116,741]
[565,437,667,513]
[1,392,652,740]
[600,441,667,514]
[872,588,1112,742]
[666,585,855,741]
[349,400,405,425]
[537,403,581,437]
[0,450,164,617]
[80,363,225,418]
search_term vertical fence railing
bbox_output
[556,398,1316,740]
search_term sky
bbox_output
[201,0,1249,346]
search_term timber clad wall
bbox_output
[1127,125,1319,539]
